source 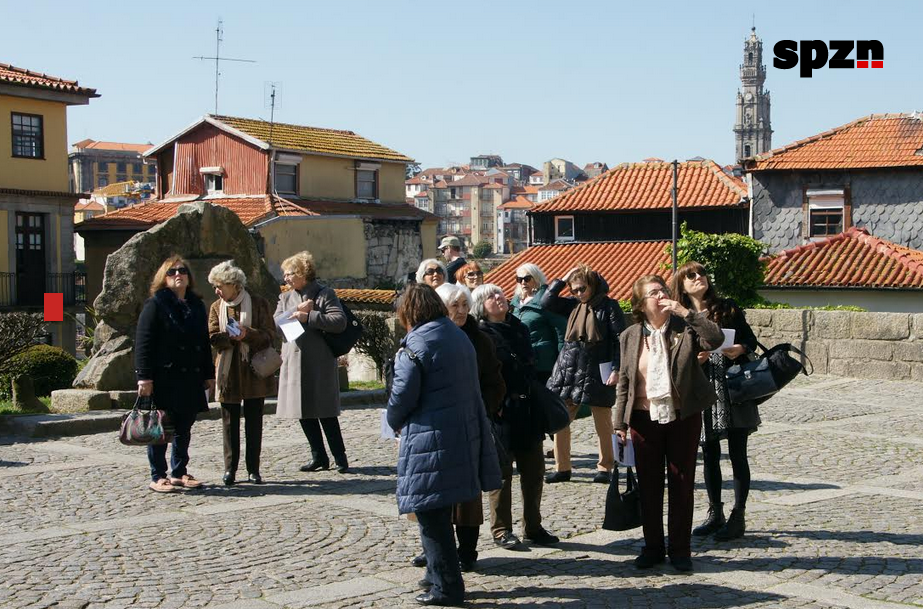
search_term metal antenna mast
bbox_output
[193,19,256,114]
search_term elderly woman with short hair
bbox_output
[510,263,566,386]
[416,258,447,289]
[472,283,558,550]
[276,251,350,474]
[207,261,277,486]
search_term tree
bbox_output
[471,241,494,259]
[351,310,396,380]
[0,312,46,374]
[405,163,422,180]
[666,223,767,307]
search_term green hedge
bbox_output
[0,345,78,401]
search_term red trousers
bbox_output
[629,409,702,559]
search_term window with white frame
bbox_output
[806,189,846,238]
[205,173,224,193]
[555,216,575,242]
[356,161,380,200]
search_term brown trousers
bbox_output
[487,441,545,539]
[553,400,615,472]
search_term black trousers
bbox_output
[299,417,347,466]
[221,398,264,474]
[455,525,479,564]
[701,428,751,509]
[417,506,465,602]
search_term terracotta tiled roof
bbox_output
[530,170,544,176]
[762,227,923,289]
[541,179,571,191]
[0,62,98,97]
[485,240,672,300]
[498,196,534,210]
[75,200,105,212]
[74,140,151,153]
[0,187,84,199]
[405,175,429,185]
[76,196,296,231]
[438,174,489,187]
[211,115,413,163]
[335,289,398,306]
[749,113,923,171]
[484,183,506,190]
[510,185,540,196]
[530,160,747,214]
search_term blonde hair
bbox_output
[149,255,196,296]
[513,263,547,299]
[208,260,247,288]
[281,251,316,282]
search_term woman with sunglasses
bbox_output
[670,262,760,541]
[135,256,215,493]
[455,261,485,290]
[416,259,447,289]
[543,265,625,484]
[613,275,723,572]
[510,264,566,386]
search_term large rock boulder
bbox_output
[75,203,280,391]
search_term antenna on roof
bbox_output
[193,19,256,114]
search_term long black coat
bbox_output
[135,288,215,416]
[543,277,626,407]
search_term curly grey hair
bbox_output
[470,283,505,320]
[415,258,447,284]
[207,260,247,288]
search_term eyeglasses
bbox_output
[684,270,706,280]
[571,286,588,295]
[423,268,444,276]
[515,275,532,283]
[166,267,189,277]
[466,271,484,279]
[644,288,670,299]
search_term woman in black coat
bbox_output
[472,284,558,550]
[135,255,215,493]
[670,261,760,541]
[543,265,626,484]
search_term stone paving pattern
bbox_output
[1,375,921,608]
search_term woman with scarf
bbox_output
[613,275,724,572]
[135,256,215,493]
[670,262,760,541]
[543,265,626,484]
[207,261,277,486]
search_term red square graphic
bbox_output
[856,61,869,68]
[44,293,64,322]
[872,60,883,68]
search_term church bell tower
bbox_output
[734,27,772,162]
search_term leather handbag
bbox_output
[532,379,570,434]
[250,347,282,378]
[602,466,642,531]
[726,341,813,405]
[119,396,174,446]
[322,299,364,358]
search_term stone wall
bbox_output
[363,220,424,288]
[746,309,923,382]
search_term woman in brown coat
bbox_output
[208,261,277,485]
[613,274,724,573]
[275,251,350,473]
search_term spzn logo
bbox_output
[773,40,884,78]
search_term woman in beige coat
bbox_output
[275,251,350,473]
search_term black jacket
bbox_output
[135,288,215,414]
[479,315,544,450]
[543,277,626,407]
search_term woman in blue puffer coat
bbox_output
[387,283,502,607]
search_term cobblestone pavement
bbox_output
[1,375,921,609]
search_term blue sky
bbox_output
[3,0,921,169]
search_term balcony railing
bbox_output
[0,272,86,308]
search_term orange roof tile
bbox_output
[530,160,747,214]
[335,289,398,307]
[0,62,98,97]
[75,140,151,153]
[75,200,106,212]
[749,113,923,171]
[76,197,291,231]
[762,227,923,289]
[212,115,413,163]
[498,196,534,210]
[485,241,672,300]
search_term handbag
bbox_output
[725,341,813,405]
[321,298,364,358]
[602,466,642,531]
[118,396,174,446]
[250,347,282,378]
[531,379,570,434]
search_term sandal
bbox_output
[149,478,175,493]
[169,475,203,488]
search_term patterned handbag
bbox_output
[118,396,174,446]
[250,347,282,378]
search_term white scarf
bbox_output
[216,288,252,402]
[644,322,676,424]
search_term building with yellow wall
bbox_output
[69,140,156,193]
[0,62,98,352]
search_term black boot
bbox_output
[693,502,725,537]
[714,507,745,541]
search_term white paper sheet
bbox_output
[717,328,736,351]
[598,361,613,381]
[275,312,305,342]
[612,434,636,467]
[380,409,398,440]
[226,317,241,337]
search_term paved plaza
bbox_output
[1,374,922,609]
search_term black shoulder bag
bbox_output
[725,340,813,405]
[319,290,364,358]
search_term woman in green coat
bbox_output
[510,263,567,385]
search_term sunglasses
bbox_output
[423,268,444,276]
[571,286,588,295]
[166,267,189,277]
[685,270,706,280]
[466,271,484,279]
[515,276,532,283]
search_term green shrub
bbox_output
[751,302,866,312]
[471,241,494,259]
[0,345,78,401]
